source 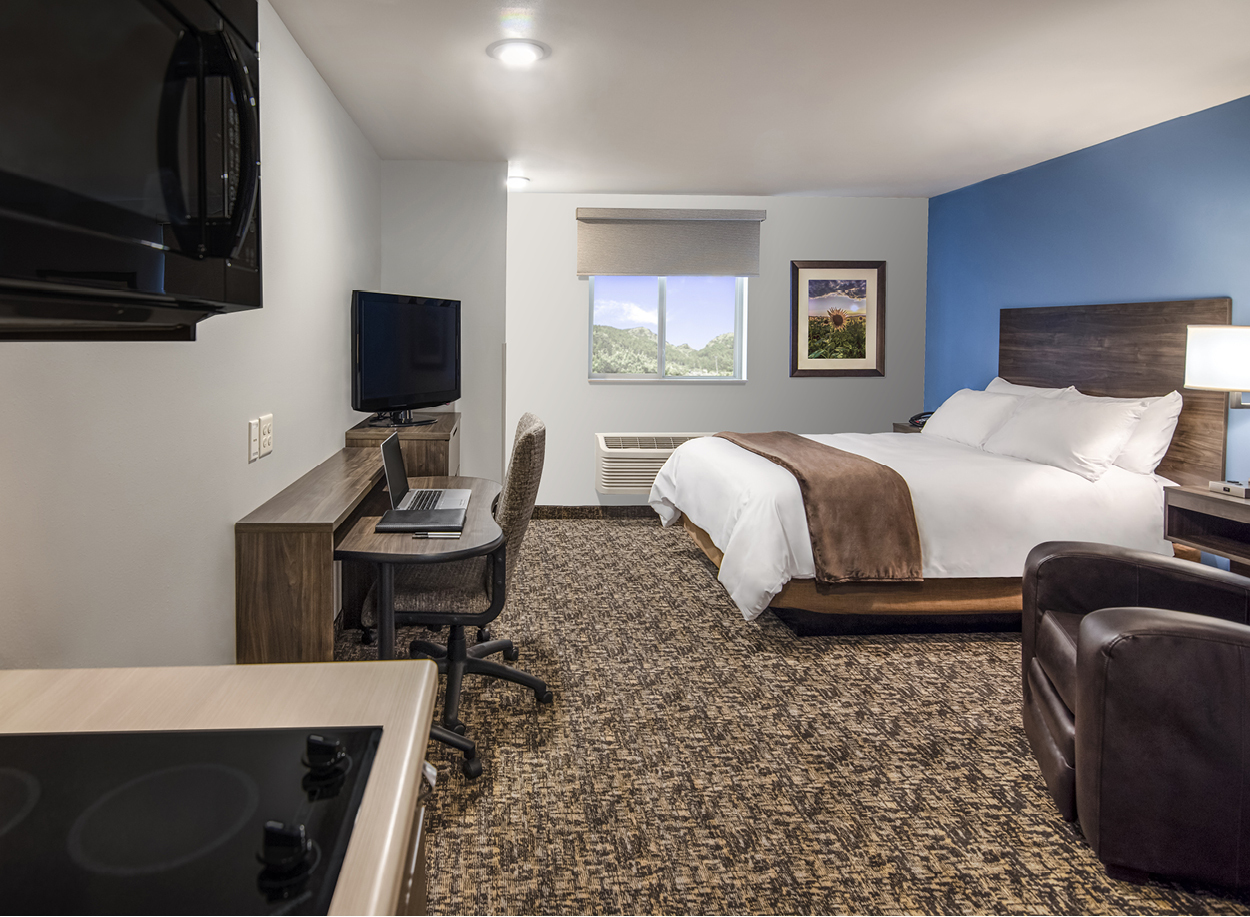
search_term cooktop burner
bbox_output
[0,726,382,915]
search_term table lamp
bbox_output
[1185,325,1250,409]
[1186,324,1250,496]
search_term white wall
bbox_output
[379,161,507,482]
[506,193,929,505]
[0,0,381,668]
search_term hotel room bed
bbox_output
[649,298,1232,632]
[651,431,1176,621]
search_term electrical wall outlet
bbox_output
[259,413,274,457]
[248,419,260,462]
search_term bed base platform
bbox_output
[683,516,1023,625]
[769,608,1023,637]
[682,517,1200,634]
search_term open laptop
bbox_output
[374,432,470,533]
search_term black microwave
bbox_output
[0,0,260,341]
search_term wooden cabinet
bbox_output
[346,413,460,476]
[1164,484,1250,576]
[236,448,383,663]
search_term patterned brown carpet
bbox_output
[334,517,1250,915]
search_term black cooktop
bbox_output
[0,726,382,915]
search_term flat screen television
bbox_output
[351,290,460,427]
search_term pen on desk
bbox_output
[413,532,460,539]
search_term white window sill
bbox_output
[589,377,747,384]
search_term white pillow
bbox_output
[985,377,1074,398]
[922,389,1022,448]
[1055,390,1183,475]
[982,395,1149,481]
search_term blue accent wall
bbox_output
[925,94,1250,479]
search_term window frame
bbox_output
[587,275,748,382]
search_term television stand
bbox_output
[368,409,438,428]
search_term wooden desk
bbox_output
[335,476,504,660]
[0,661,438,915]
[346,413,460,476]
[236,447,385,663]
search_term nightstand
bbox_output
[1164,485,1250,576]
[892,422,922,434]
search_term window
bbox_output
[589,275,746,379]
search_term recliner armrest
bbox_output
[1074,605,1250,886]
[1026,541,1250,622]
[1022,542,1250,699]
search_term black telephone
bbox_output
[909,411,933,428]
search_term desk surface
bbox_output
[0,661,438,916]
[335,476,504,565]
[237,447,383,533]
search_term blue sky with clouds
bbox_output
[593,276,736,349]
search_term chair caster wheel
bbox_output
[462,757,483,779]
[361,628,375,646]
[503,646,519,661]
[537,689,553,704]
[477,627,492,643]
[447,720,466,736]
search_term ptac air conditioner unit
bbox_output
[594,433,709,494]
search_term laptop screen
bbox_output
[380,433,409,510]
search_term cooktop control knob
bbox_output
[304,734,345,773]
[260,820,311,872]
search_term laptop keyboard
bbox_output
[407,489,440,510]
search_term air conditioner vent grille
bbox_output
[594,432,711,494]
[602,435,702,450]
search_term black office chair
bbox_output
[362,413,552,775]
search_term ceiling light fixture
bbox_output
[506,175,531,191]
[486,39,550,68]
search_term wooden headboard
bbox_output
[999,298,1231,487]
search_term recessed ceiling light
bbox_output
[506,175,531,191]
[486,39,550,68]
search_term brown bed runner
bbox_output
[715,431,922,585]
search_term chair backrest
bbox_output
[495,412,545,594]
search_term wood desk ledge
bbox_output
[237,447,383,533]
[0,661,438,916]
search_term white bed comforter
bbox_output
[649,432,1173,621]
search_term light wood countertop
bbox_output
[0,660,438,915]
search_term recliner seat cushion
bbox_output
[1028,658,1075,766]
[1035,609,1082,712]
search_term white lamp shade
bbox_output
[1185,325,1250,391]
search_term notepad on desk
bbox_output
[375,507,466,534]
[373,432,469,534]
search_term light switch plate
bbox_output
[259,413,273,457]
[248,419,260,462]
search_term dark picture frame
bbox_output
[790,260,886,377]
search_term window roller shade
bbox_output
[576,208,766,276]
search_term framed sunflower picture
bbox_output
[789,260,886,377]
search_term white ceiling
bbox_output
[269,0,1250,197]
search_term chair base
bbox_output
[411,625,553,736]
[429,724,482,779]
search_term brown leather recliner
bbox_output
[1023,541,1250,886]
